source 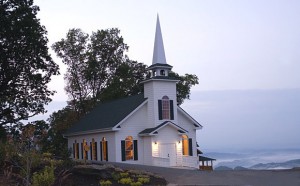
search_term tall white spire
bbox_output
[152,15,167,64]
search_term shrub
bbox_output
[32,165,55,186]
[99,180,112,186]
[120,172,129,178]
[111,172,120,181]
[138,177,150,184]
[130,181,142,186]
[119,177,132,185]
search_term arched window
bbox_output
[82,139,88,160]
[182,135,189,156]
[125,136,133,160]
[91,138,97,160]
[162,96,170,119]
[158,96,174,120]
[121,136,138,161]
[101,137,108,161]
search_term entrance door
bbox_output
[160,143,177,166]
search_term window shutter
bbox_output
[158,100,162,120]
[81,143,83,159]
[121,140,126,161]
[105,141,108,161]
[100,141,103,161]
[73,143,75,158]
[170,100,174,120]
[189,138,193,156]
[134,140,138,160]
[90,142,92,160]
[95,142,98,160]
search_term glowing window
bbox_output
[102,137,107,161]
[182,135,189,156]
[83,139,87,159]
[125,136,133,160]
[162,96,170,119]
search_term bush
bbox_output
[120,172,129,178]
[138,177,150,184]
[130,181,142,186]
[99,180,112,186]
[111,172,120,181]
[32,165,55,186]
[119,177,132,185]
[0,142,6,167]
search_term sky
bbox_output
[34,0,300,152]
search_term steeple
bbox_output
[152,15,167,65]
[147,15,172,78]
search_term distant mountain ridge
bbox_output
[208,149,300,170]
[215,159,300,170]
[250,159,300,170]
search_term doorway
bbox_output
[159,143,177,166]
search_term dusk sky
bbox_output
[34,0,300,152]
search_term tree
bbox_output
[0,0,59,126]
[41,106,77,158]
[52,28,142,116]
[169,72,199,105]
[99,59,147,101]
[53,28,198,118]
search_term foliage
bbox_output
[99,179,112,186]
[0,0,59,126]
[169,72,199,105]
[111,172,121,181]
[52,28,139,116]
[118,177,132,185]
[0,141,6,167]
[98,60,147,102]
[41,106,76,158]
[137,177,150,184]
[130,181,142,186]
[0,125,6,142]
[32,165,55,186]
[120,172,129,178]
[52,169,72,186]
[3,124,44,186]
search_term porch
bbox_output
[199,155,216,171]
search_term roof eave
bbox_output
[113,99,148,130]
[178,106,203,129]
[141,78,179,84]
[64,127,114,137]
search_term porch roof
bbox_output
[139,121,188,136]
[199,155,216,161]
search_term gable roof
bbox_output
[177,106,203,129]
[65,94,147,136]
[139,121,188,136]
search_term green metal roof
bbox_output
[65,94,147,135]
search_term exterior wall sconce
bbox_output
[154,141,157,144]
[178,140,181,144]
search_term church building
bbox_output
[64,16,203,168]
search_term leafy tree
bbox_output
[52,28,130,116]
[5,124,42,186]
[0,0,59,126]
[41,106,77,158]
[169,72,199,105]
[99,60,147,101]
[53,28,198,112]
